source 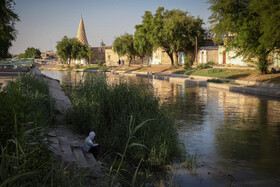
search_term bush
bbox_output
[97,60,105,68]
[184,54,193,69]
[196,62,213,70]
[207,61,216,66]
[67,74,182,167]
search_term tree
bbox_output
[113,33,137,66]
[134,20,153,64]
[56,36,92,64]
[100,40,106,47]
[208,0,280,73]
[0,0,20,58]
[86,45,93,64]
[137,7,204,66]
[24,47,41,58]
[56,36,72,63]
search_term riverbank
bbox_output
[39,64,280,98]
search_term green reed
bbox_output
[67,74,182,168]
[0,75,90,186]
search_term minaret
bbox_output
[77,17,88,45]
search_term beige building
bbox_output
[41,51,58,60]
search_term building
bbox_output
[41,51,58,60]
[77,17,88,45]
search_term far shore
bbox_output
[38,63,280,99]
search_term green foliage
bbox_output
[137,7,204,66]
[183,54,193,69]
[207,78,223,83]
[0,75,91,186]
[56,36,92,64]
[0,75,51,185]
[97,60,105,68]
[113,33,136,65]
[207,68,223,74]
[67,75,182,167]
[0,0,20,59]
[24,47,41,58]
[196,62,213,70]
[208,0,280,73]
[100,40,106,47]
[17,53,25,59]
[134,24,153,63]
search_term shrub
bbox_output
[184,54,193,69]
[196,62,213,70]
[67,74,182,167]
[207,61,216,66]
[97,60,105,68]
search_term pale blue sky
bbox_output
[11,0,211,54]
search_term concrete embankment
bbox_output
[111,70,280,98]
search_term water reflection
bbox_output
[42,71,280,186]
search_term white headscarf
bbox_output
[89,131,95,140]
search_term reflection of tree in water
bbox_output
[215,94,280,177]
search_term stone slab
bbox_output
[73,148,90,168]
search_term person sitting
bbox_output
[82,131,101,160]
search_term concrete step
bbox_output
[73,148,90,168]
[47,136,62,156]
[83,152,98,167]
[58,136,76,162]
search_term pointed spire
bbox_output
[77,17,88,45]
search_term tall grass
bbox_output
[67,74,182,168]
[0,75,91,186]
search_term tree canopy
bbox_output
[0,0,19,59]
[209,0,280,73]
[113,33,137,65]
[56,36,92,64]
[133,13,154,64]
[134,7,204,65]
[24,47,41,58]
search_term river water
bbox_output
[42,71,280,186]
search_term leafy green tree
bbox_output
[100,40,106,47]
[56,36,72,63]
[134,24,153,64]
[86,45,93,64]
[24,47,41,58]
[137,7,204,66]
[17,53,25,59]
[0,0,20,59]
[56,36,91,64]
[209,0,280,73]
[113,33,137,65]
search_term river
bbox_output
[42,70,280,186]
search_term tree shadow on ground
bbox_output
[226,73,250,79]
[173,70,185,74]
[262,75,280,84]
[124,67,142,73]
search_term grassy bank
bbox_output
[67,74,182,184]
[0,75,90,186]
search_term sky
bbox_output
[10,0,212,54]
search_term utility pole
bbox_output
[195,36,198,65]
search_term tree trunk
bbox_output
[175,52,179,66]
[129,57,132,66]
[258,52,269,74]
[167,52,174,66]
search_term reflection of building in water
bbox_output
[215,89,260,126]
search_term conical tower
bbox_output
[77,17,88,45]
